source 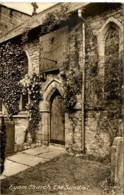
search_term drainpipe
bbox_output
[78,9,85,153]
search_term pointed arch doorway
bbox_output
[50,91,65,145]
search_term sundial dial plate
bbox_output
[40,27,68,72]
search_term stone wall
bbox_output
[0,5,30,37]
[39,27,68,72]
[0,115,29,153]
[24,37,40,73]
[111,136,123,187]
[22,20,83,151]
[23,5,123,158]
[13,116,28,151]
[13,115,42,152]
[65,110,82,148]
[0,4,122,156]
[85,111,110,158]
[84,5,123,158]
[85,6,122,37]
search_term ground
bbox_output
[1,153,122,195]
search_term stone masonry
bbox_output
[0,4,30,36]
[0,3,123,159]
[111,136,123,186]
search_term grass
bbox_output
[1,153,122,195]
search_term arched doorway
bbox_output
[50,91,65,145]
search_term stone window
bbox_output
[22,94,28,111]
[98,17,122,76]
[20,95,29,112]
[20,51,29,112]
[23,52,28,76]
[98,17,122,101]
[104,22,120,100]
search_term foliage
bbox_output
[20,72,43,142]
[40,5,70,35]
[85,24,122,115]
[0,116,6,174]
[19,7,71,141]
[63,68,82,112]
[85,23,122,143]
[0,40,25,117]
[0,39,42,143]
[85,28,103,109]
[104,26,122,119]
[63,27,82,112]
[0,5,70,143]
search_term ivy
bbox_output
[40,5,70,35]
[0,5,70,144]
[85,23,122,144]
[0,40,25,117]
[63,27,82,113]
[20,72,43,143]
[0,5,122,148]
[63,68,82,112]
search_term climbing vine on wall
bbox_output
[63,65,82,112]
[0,38,43,143]
[64,71,82,112]
[62,26,82,112]
[0,5,70,144]
[85,32,104,109]
[20,72,43,143]
[40,5,70,35]
[86,23,122,111]
[104,25,122,119]
[85,22,122,144]
[0,40,25,117]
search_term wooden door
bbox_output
[50,93,65,144]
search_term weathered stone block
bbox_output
[111,146,116,185]
[113,136,122,146]
[39,102,49,112]
[36,131,42,141]
[65,133,73,144]
[14,118,28,145]
[41,133,49,141]
[111,137,123,187]
[74,128,80,133]
[115,138,123,186]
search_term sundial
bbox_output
[40,27,68,72]
[41,29,62,53]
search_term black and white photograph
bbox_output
[0,2,123,195]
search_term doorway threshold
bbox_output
[49,143,65,149]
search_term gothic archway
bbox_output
[39,79,65,145]
[98,17,123,75]
[104,22,120,100]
